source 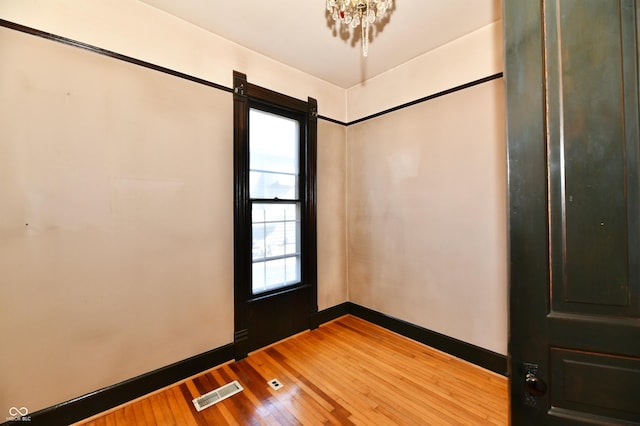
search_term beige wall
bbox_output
[347,22,503,122]
[0,0,347,122]
[0,27,235,411]
[318,121,349,309]
[0,0,504,415]
[0,25,348,414]
[347,79,508,355]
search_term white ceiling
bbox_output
[138,0,502,89]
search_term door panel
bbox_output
[547,0,639,315]
[550,349,640,421]
[505,0,640,424]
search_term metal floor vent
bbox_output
[192,380,243,412]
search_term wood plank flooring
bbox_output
[75,315,508,425]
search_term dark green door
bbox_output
[505,1,640,424]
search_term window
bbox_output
[249,109,301,293]
[233,71,318,302]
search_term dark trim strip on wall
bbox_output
[0,19,233,94]
[318,72,504,126]
[318,114,348,127]
[14,304,507,426]
[309,301,351,328]
[15,344,235,426]
[0,19,502,127]
[346,303,509,377]
[312,302,507,376]
[346,73,504,126]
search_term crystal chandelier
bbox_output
[326,0,393,57]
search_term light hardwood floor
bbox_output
[76,315,508,425]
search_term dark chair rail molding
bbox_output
[0,18,502,128]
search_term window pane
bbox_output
[252,203,298,223]
[252,203,300,260]
[285,256,299,283]
[249,108,299,199]
[284,220,299,255]
[252,262,265,291]
[265,258,286,288]
[252,257,301,294]
[252,202,301,294]
[250,170,296,199]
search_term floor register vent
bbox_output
[192,380,244,412]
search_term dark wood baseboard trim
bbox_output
[14,303,506,425]
[311,302,507,376]
[19,344,234,426]
[309,302,350,329]
[346,302,508,377]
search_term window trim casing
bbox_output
[233,71,318,358]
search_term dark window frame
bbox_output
[233,71,318,355]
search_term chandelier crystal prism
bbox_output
[326,0,393,57]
